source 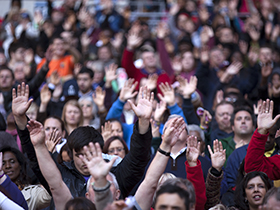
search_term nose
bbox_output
[254,185,259,192]
[5,162,11,169]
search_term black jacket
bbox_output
[17,119,152,208]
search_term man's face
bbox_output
[215,104,234,132]
[44,118,65,140]
[52,38,65,57]
[210,49,225,68]
[14,62,25,82]
[220,28,234,43]
[73,148,90,176]
[232,111,254,136]
[11,47,25,62]
[142,51,157,70]
[97,46,111,62]
[262,196,280,210]
[77,73,93,93]
[0,70,14,90]
[155,193,186,210]
[86,174,120,202]
[259,47,272,64]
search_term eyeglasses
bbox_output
[108,147,124,154]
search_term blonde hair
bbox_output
[61,100,83,133]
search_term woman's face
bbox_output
[245,176,267,209]
[107,139,126,159]
[65,104,81,126]
[181,51,195,71]
[79,100,93,118]
[2,151,21,182]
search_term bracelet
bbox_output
[0,172,5,179]
[158,148,171,157]
[200,124,208,130]
[92,180,111,192]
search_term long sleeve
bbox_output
[156,38,174,81]
[0,191,24,210]
[168,103,187,124]
[205,168,223,210]
[1,176,28,210]
[121,49,142,82]
[245,129,280,180]
[111,120,152,198]
[105,98,125,121]
[16,123,51,195]
[185,160,207,210]
[182,98,200,125]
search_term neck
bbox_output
[249,204,259,210]
[145,66,156,74]
[171,142,186,155]
[83,118,91,126]
[67,125,77,134]
[221,127,232,134]
[234,134,252,144]
[7,123,16,131]
[52,54,63,60]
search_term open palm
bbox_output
[208,140,226,171]
[12,83,33,117]
[128,86,153,119]
[27,120,46,147]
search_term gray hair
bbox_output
[78,95,98,117]
[162,114,188,134]
[86,172,119,192]
[187,124,205,142]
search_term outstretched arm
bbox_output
[205,140,226,209]
[27,120,72,210]
[245,99,280,180]
[185,136,206,210]
[79,142,117,210]
[135,117,185,210]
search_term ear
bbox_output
[115,189,121,200]
[85,192,89,199]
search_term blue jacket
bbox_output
[106,98,187,148]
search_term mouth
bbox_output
[5,171,13,176]
[253,195,262,201]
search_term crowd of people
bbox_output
[0,0,280,209]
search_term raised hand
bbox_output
[150,119,160,138]
[156,22,169,39]
[105,63,118,87]
[186,135,201,167]
[45,128,62,153]
[257,99,280,134]
[146,74,158,91]
[158,82,175,106]
[119,78,138,102]
[127,32,142,51]
[162,117,185,149]
[176,75,197,99]
[200,108,212,128]
[27,120,46,148]
[208,140,226,172]
[12,82,33,117]
[92,86,106,109]
[50,71,61,86]
[225,62,243,75]
[128,86,154,120]
[154,100,167,122]
[111,32,124,50]
[79,142,117,182]
[81,32,92,47]
[40,84,52,106]
[101,121,112,142]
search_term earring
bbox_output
[245,198,248,203]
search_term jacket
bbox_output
[245,129,280,180]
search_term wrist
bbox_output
[258,128,268,135]
[119,97,126,103]
[168,101,176,107]
[159,142,172,152]
[127,45,134,51]
[187,160,197,167]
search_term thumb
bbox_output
[109,156,118,168]
[273,114,280,124]
[127,100,136,113]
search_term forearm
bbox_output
[156,38,174,78]
[135,142,171,210]
[94,182,113,210]
[68,47,82,63]
[0,192,24,210]
[138,118,150,134]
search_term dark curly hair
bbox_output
[0,147,31,190]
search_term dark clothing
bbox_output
[17,119,152,209]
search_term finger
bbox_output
[150,92,154,103]
[108,156,118,169]
[17,84,21,96]
[49,129,54,141]
[95,142,102,158]
[219,141,224,151]
[157,93,164,102]
[12,88,16,100]
[25,84,30,97]
[21,82,25,96]
[127,100,136,113]
[269,100,274,114]
[207,145,213,156]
